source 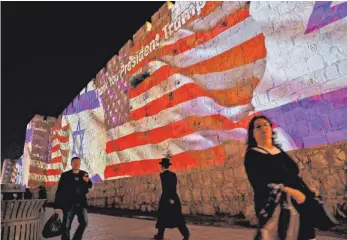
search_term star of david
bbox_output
[72,120,85,158]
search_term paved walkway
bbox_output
[40,208,344,240]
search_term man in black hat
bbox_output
[54,157,92,240]
[154,157,190,240]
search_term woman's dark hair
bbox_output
[246,115,280,150]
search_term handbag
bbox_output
[42,212,63,238]
[255,184,300,240]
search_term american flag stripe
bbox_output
[177,33,265,73]
[176,2,223,25]
[112,100,254,140]
[105,140,235,179]
[46,175,60,185]
[161,20,263,69]
[131,59,265,110]
[51,149,68,159]
[51,134,69,143]
[104,126,294,179]
[47,162,64,169]
[185,2,247,32]
[106,129,246,163]
[46,169,63,175]
[130,77,259,121]
[51,142,69,152]
[53,123,70,131]
[106,114,254,153]
[159,8,250,57]
[46,121,70,182]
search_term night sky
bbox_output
[1,2,164,161]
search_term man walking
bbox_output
[154,158,190,240]
[54,157,92,240]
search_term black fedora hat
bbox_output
[159,158,172,166]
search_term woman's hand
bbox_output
[308,185,320,197]
[284,187,306,204]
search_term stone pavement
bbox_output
[40,208,344,240]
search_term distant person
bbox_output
[24,188,33,199]
[154,158,190,240]
[54,157,92,240]
[39,185,48,211]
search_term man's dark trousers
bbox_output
[61,204,88,240]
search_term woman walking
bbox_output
[244,115,324,240]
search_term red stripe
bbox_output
[51,146,70,154]
[51,144,60,152]
[52,135,69,143]
[106,114,255,153]
[46,169,63,176]
[53,123,70,131]
[50,156,62,163]
[104,139,231,179]
[181,34,266,75]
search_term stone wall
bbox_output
[47,140,347,224]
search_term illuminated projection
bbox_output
[22,1,346,188]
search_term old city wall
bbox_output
[40,1,347,224]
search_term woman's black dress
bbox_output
[155,170,186,229]
[244,148,316,240]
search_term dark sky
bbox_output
[1,2,164,161]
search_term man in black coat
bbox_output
[154,158,190,240]
[38,185,48,211]
[54,157,92,240]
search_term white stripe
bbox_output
[160,17,261,68]
[113,98,253,139]
[51,150,66,160]
[47,162,64,170]
[107,129,248,163]
[51,140,70,151]
[186,1,247,32]
[130,59,265,110]
[47,175,60,182]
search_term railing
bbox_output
[1,199,46,240]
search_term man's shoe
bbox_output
[153,234,163,240]
[183,234,190,240]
